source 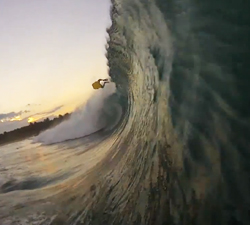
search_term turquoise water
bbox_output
[0,0,250,224]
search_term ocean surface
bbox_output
[1,0,250,224]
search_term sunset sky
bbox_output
[0,0,111,133]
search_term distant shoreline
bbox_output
[0,113,71,147]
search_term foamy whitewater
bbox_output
[33,83,117,144]
[0,0,250,224]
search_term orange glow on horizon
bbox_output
[10,116,22,121]
[1,103,77,125]
[28,117,35,123]
[1,116,22,122]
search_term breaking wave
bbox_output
[1,0,250,224]
[34,83,125,144]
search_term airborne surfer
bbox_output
[92,79,110,90]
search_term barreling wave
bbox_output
[1,0,250,224]
[74,0,249,224]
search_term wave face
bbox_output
[93,0,250,224]
[1,0,250,224]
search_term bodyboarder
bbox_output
[92,79,109,90]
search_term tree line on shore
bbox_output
[0,113,71,146]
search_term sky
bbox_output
[0,0,112,133]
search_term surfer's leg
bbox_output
[102,82,109,88]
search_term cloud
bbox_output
[30,105,64,117]
[0,112,19,120]
[0,105,63,134]
[0,111,31,133]
[0,105,62,121]
[26,103,41,107]
[0,111,30,121]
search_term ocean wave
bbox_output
[1,0,250,224]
